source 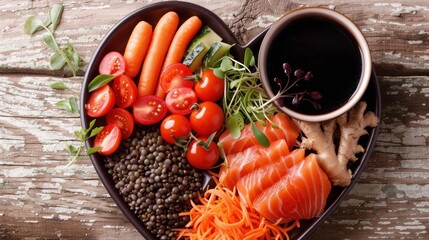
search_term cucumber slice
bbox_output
[203,42,232,68]
[183,42,209,72]
[187,26,222,54]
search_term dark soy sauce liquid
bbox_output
[267,17,362,115]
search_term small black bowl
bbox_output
[80,2,381,239]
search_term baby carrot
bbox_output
[155,16,203,99]
[138,11,179,97]
[123,21,152,78]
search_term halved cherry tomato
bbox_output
[186,138,220,169]
[93,123,122,156]
[190,101,224,137]
[106,108,134,139]
[112,75,138,108]
[99,51,126,75]
[85,84,116,118]
[195,69,224,102]
[165,87,197,115]
[160,63,193,93]
[133,95,167,125]
[160,114,191,144]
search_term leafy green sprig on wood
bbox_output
[24,4,82,76]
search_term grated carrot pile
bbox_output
[176,177,299,240]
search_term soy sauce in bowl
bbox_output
[267,17,362,115]
[259,7,372,122]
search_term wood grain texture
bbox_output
[1,0,428,239]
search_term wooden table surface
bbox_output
[1,0,428,239]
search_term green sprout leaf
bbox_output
[55,99,72,112]
[244,48,255,67]
[50,82,68,90]
[50,52,67,70]
[86,146,101,155]
[89,126,104,138]
[251,122,270,147]
[68,97,78,114]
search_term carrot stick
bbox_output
[154,16,203,98]
[123,21,152,78]
[137,11,179,97]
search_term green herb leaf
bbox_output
[251,122,270,147]
[55,99,71,112]
[88,119,96,130]
[89,126,104,138]
[86,146,101,155]
[213,68,225,79]
[226,114,244,139]
[74,130,84,141]
[24,16,45,35]
[50,52,67,70]
[244,48,255,67]
[43,33,56,50]
[88,74,115,92]
[220,58,233,72]
[49,4,64,31]
[65,143,78,155]
[68,97,79,114]
[50,82,68,90]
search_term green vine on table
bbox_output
[24,4,99,165]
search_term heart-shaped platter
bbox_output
[80,1,381,239]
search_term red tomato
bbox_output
[165,87,197,115]
[106,108,134,139]
[85,84,116,118]
[160,114,191,144]
[186,138,220,169]
[112,75,138,108]
[195,69,225,102]
[160,63,193,93]
[93,123,122,156]
[190,101,224,137]
[133,95,167,125]
[99,51,126,75]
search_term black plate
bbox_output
[80,2,381,239]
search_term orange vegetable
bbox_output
[138,11,179,97]
[177,177,299,240]
[155,16,203,98]
[123,21,152,78]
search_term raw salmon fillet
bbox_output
[236,148,306,207]
[219,113,300,156]
[252,154,332,223]
[218,139,290,189]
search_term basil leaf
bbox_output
[55,99,71,112]
[89,126,104,138]
[49,4,64,31]
[24,16,44,35]
[88,74,115,92]
[50,52,66,70]
[251,122,270,147]
[43,34,56,50]
[86,146,101,155]
[68,97,78,114]
[50,82,68,90]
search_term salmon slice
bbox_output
[219,113,300,156]
[218,139,290,189]
[236,148,306,207]
[252,154,332,223]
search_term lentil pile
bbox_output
[104,125,204,240]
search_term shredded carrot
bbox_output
[176,177,299,240]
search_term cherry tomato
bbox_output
[112,75,138,108]
[85,84,116,118]
[99,51,126,75]
[93,123,122,156]
[160,114,192,144]
[165,87,197,115]
[160,63,193,93]
[195,69,225,102]
[106,108,134,139]
[186,138,220,169]
[190,101,224,137]
[133,95,167,125]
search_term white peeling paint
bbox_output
[368,18,406,26]
[103,225,125,229]
[58,215,72,220]
[83,180,99,187]
[49,206,96,215]
[41,214,55,219]
[408,40,423,45]
[24,220,39,223]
